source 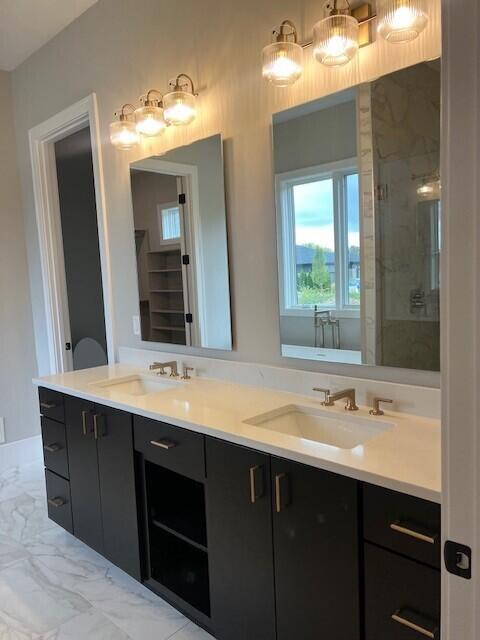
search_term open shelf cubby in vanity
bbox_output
[141,460,211,626]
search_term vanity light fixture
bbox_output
[263,0,430,82]
[262,20,303,86]
[313,1,360,67]
[135,89,166,137]
[163,74,198,126]
[109,104,140,150]
[377,0,429,43]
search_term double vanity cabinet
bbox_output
[39,386,441,639]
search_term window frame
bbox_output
[156,201,182,246]
[276,158,360,318]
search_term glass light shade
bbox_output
[163,90,197,126]
[313,14,359,67]
[377,0,428,43]
[417,179,441,201]
[135,105,166,137]
[262,41,303,87]
[109,119,139,150]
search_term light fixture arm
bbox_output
[117,103,136,121]
[277,19,298,43]
[142,89,163,106]
[328,0,351,16]
[172,73,197,96]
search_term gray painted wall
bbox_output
[0,71,38,443]
[273,100,357,174]
[10,0,441,394]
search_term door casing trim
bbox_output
[29,94,115,373]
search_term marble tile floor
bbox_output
[0,460,214,640]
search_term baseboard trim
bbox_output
[0,435,43,474]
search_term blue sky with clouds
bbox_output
[293,176,359,249]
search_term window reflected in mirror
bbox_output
[130,134,232,351]
[273,60,440,371]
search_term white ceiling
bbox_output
[0,0,99,71]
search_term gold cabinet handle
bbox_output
[43,443,61,453]
[150,439,177,450]
[93,414,104,440]
[391,610,437,638]
[390,522,437,544]
[275,473,288,513]
[40,401,56,410]
[48,497,66,508]
[81,410,89,436]
[249,465,261,504]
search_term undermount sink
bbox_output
[91,374,183,397]
[244,404,394,449]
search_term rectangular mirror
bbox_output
[130,134,232,350]
[273,60,440,372]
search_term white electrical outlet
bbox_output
[133,315,141,336]
[0,417,5,444]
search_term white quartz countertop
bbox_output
[33,364,441,503]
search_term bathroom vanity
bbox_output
[36,366,441,640]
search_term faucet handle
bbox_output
[182,366,194,380]
[312,387,334,406]
[369,397,393,416]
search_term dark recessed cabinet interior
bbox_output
[38,387,441,640]
[146,463,207,550]
[149,527,210,616]
[143,462,210,617]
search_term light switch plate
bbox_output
[133,315,141,336]
[0,417,5,444]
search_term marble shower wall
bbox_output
[371,61,441,371]
[357,83,378,366]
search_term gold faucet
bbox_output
[149,361,179,377]
[313,387,359,411]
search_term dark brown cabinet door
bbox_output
[39,387,65,423]
[363,483,441,569]
[65,395,103,554]
[95,404,141,580]
[272,457,361,640]
[206,438,276,640]
[45,470,73,533]
[364,543,440,639]
[41,417,69,479]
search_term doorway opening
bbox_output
[54,126,107,369]
[29,94,114,374]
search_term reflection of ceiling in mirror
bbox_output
[273,87,356,124]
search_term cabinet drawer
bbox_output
[41,417,69,479]
[134,416,205,482]
[363,484,441,568]
[45,470,73,534]
[39,388,65,423]
[365,544,440,640]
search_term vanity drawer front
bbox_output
[363,484,441,568]
[45,470,73,534]
[39,388,65,423]
[364,543,440,640]
[41,417,69,479]
[134,416,205,481]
